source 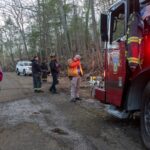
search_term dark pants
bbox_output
[42,71,48,81]
[50,75,58,93]
[33,74,42,90]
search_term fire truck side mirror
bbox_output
[100,14,108,42]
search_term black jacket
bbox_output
[32,60,41,75]
[49,60,59,76]
[41,62,48,72]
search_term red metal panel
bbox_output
[142,35,150,69]
[95,88,106,103]
[105,42,126,107]
[107,88,123,106]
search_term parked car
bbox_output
[16,61,32,76]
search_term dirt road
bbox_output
[0,73,146,150]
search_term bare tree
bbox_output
[10,0,29,59]
[58,0,71,56]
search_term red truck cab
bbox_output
[94,0,150,149]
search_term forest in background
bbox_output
[0,0,117,74]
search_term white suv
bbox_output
[16,61,32,76]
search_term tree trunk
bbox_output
[85,0,90,51]
[91,0,102,71]
[58,0,71,57]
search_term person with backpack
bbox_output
[67,55,83,102]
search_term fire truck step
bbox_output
[106,105,130,119]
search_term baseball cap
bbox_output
[74,54,81,60]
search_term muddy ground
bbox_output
[0,73,146,150]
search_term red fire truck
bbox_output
[94,0,150,149]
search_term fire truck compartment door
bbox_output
[106,42,126,107]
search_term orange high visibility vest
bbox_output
[68,60,83,77]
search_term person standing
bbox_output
[49,53,59,94]
[68,54,83,102]
[41,60,48,82]
[32,56,43,93]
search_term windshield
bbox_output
[24,62,32,66]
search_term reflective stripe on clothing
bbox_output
[34,88,42,90]
[127,57,140,64]
[127,36,142,44]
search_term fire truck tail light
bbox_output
[103,70,106,78]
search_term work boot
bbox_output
[38,90,44,93]
[35,89,44,93]
[49,88,52,92]
[52,91,58,94]
[70,98,76,103]
[76,97,82,101]
[34,90,38,93]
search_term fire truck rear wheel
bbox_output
[141,82,150,149]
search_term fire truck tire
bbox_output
[141,82,150,150]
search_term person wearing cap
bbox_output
[31,56,43,93]
[49,53,60,94]
[67,54,83,102]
